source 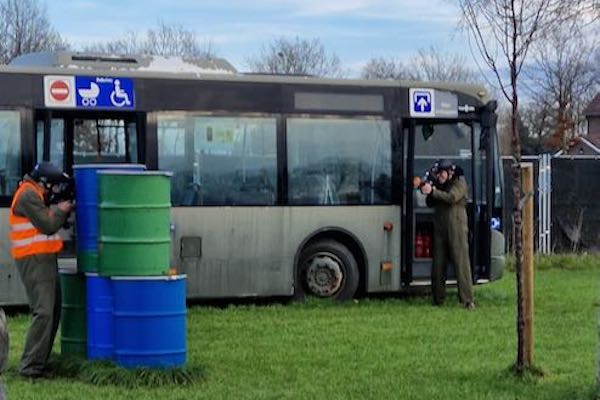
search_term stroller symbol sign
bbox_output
[78,82,100,106]
[75,76,135,109]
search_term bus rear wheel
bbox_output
[295,240,359,301]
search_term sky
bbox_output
[45,0,473,77]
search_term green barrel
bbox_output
[77,250,98,274]
[98,171,172,276]
[59,269,86,357]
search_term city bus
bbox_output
[0,52,505,305]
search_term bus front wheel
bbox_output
[295,240,359,301]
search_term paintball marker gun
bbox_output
[412,159,458,190]
[47,172,75,206]
[412,161,440,190]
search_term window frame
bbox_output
[0,108,30,207]
[154,111,280,207]
[285,114,393,206]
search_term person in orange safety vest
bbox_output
[9,162,72,378]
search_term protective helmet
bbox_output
[30,162,65,184]
[435,159,455,172]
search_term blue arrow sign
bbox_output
[409,88,435,117]
[415,92,431,112]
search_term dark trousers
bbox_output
[16,256,61,376]
[431,225,474,305]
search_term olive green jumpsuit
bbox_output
[12,177,68,376]
[426,175,474,305]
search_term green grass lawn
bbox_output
[2,255,599,399]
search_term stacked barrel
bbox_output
[60,164,186,369]
[59,164,144,358]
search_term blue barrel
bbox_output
[86,273,113,360]
[73,164,145,272]
[112,275,186,368]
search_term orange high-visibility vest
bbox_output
[9,181,63,260]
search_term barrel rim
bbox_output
[97,170,173,177]
[73,163,147,170]
[111,274,187,281]
[58,268,80,275]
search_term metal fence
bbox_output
[502,155,600,253]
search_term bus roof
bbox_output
[1,51,492,103]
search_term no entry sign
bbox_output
[44,76,75,107]
[49,80,70,101]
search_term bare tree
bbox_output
[0,0,67,64]
[519,102,553,151]
[458,0,593,375]
[496,106,514,155]
[410,46,482,82]
[361,46,481,83]
[361,57,410,80]
[85,21,216,59]
[524,21,599,151]
[246,36,344,78]
[86,32,143,56]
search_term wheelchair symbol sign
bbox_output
[110,79,132,107]
[75,76,135,109]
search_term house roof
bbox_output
[584,93,600,116]
[588,135,600,148]
[555,135,600,156]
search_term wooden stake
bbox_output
[521,162,534,366]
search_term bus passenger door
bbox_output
[405,120,488,285]
[35,111,144,258]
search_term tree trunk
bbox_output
[511,66,525,375]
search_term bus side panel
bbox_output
[285,206,401,295]
[287,206,401,295]
[0,209,29,306]
[172,207,293,298]
[171,206,401,299]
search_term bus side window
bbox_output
[0,111,21,197]
[157,114,277,206]
[50,120,65,168]
[35,118,65,169]
[157,117,187,204]
[287,118,392,205]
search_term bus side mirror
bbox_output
[422,124,434,141]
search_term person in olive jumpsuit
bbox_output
[420,159,475,309]
[10,163,72,377]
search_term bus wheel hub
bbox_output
[305,253,343,297]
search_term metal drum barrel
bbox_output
[112,275,186,368]
[73,164,146,273]
[59,269,86,357]
[97,171,172,276]
[85,273,113,360]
